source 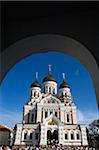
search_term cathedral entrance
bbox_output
[47,130,52,145]
[47,129,59,145]
[53,130,58,144]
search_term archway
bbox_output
[47,129,59,145]
[47,130,52,145]
[1,34,99,107]
[53,130,59,144]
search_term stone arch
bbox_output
[75,130,81,140]
[1,34,99,106]
[64,130,69,140]
[22,129,28,140]
[47,130,52,145]
[53,129,58,142]
[70,130,75,140]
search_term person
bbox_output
[1,145,5,150]
[4,146,8,150]
[7,147,11,150]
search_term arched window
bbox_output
[47,130,52,145]
[30,90,32,96]
[34,91,36,97]
[65,93,67,97]
[46,86,48,93]
[76,132,80,140]
[62,92,64,98]
[35,133,38,140]
[71,132,74,140]
[53,88,55,94]
[31,113,34,122]
[30,133,33,140]
[38,93,39,97]
[55,111,57,117]
[49,87,51,93]
[67,114,69,122]
[45,111,48,118]
[53,130,58,141]
[50,110,53,115]
[44,87,45,93]
[65,132,68,140]
[24,132,27,140]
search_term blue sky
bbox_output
[0,52,98,128]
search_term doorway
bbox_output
[47,129,58,145]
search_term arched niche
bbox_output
[0,34,99,107]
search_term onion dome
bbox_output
[59,80,69,89]
[31,72,41,88]
[43,74,56,83]
[59,73,69,89]
[31,80,40,88]
[42,64,56,83]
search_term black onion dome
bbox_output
[42,74,56,83]
[31,80,41,88]
[59,80,70,89]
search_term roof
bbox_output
[0,125,11,132]
[42,73,56,83]
[59,80,70,89]
[30,80,41,88]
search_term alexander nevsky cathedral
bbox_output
[13,65,88,149]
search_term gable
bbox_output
[48,120,58,125]
[44,114,61,126]
[40,94,61,104]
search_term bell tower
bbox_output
[58,73,72,103]
[42,65,57,95]
[29,72,41,103]
[58,73,77,124]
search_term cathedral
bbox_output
[13,65,88,149]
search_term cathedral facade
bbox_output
[13,66,88,148]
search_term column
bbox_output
[60,109,64,122]
[37,105,42,122]
[72,108,77,124]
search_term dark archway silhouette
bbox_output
[53,130,59,144]
[47,130,52,145]
[47,129,59,145]
[1,34,99,107]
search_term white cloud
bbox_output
[77,109,84,122]
[77,109,99,125]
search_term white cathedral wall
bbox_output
[60,104,65,122]
[59,126,64,145]
[13,76,88,147]
[71,106,77,124]
[40,125,47,145]
[21,130,35,145]
[14,124,22,145]
[30,87,42,99]
[42,81,57,94]
[37,104,42,122]
[62,129,82,146]
[37,102,61,124]
[58,87,71,97]
[14,124,40,146]
[24,105,36,123]
[80,125,88,146]
[60,105,74,124]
